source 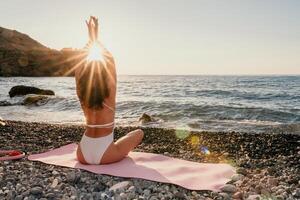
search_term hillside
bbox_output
[0,27,85,76]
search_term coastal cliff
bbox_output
[0,27,85,76]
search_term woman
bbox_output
[75,16,144,165]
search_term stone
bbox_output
[23,95,49,105]
[246,194,261,200]
[15,195,23,200]
[70,195,77,200]
[51,178,59,188]
[174,191,185,199]
[45,193,56,199]
[219,192,230,200]
[276,195,284,200]
[231,174,244,182]
[143,189,151,197]
[267,177,278,186]
[109,181,130,192]
[139,113,155,124]
[30,186,43,195]
[52,170,59,175]
[127,185,136,193]
[66,171,78,183]
[293,189,300,197]
[236,168,247,175]
[220,184,237,193]
[232,191,243,199]
[9,85,55,97]
[120,192,127,199]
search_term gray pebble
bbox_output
[120,192,127,199]
[30,186,43,195]
[109,181,130,192]
[219,192,231,200]
[45,192,56,199]
[143,189,151,197]
[127,185,136,193]
[220,184,237,193]
[231,174,244,182]
[247,194,261,200]
[15,195,23,200]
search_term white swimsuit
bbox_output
[79,103,115,164]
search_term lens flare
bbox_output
[87,42,104,62]
[200,146,210,155]
[175,129,190,139]
[190,136,200,147]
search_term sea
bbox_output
[0,75,299,134]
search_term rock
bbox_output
[0,117,5,126]
[231,174,244,182]
[93,183,106,192]
[67,171,81,184]
[23,95,49,105]
[246,194,261,200]
[219,192,230,200]
[109,181,130,192]
[276,195,284,200]
[9,85,55,97]
[267,177,278,186]
[236,168,247,175]
[293,188,300,197]
[30,186,43,195]
[52,170,59,175]
[15,195,23,200]
[70,195,77,200]
[143,189,151,197]
[139,113,155,124]
[232,191,243,199]
[45,193,56,199]
[16,183,22,191]
[221,184,237,193]
[127,185,136,193]
[174,191,185,199]
[120,192,127,199]
[51,178,59,188]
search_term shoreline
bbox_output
[0,120,299,199]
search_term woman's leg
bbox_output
[115,129,144,154]
[100,129,144,164]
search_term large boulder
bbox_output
[139,113,155,124]
[23,95,49,105]
[9,85,55,97]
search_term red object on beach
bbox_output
[0,150,25,161]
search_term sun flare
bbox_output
[86,42,104,62]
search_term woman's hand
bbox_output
[86,16,99,42]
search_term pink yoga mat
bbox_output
[28,143,235,191]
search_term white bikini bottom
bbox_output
[79,132,114,164]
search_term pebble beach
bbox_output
[0,120,300,200]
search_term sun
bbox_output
[86,42,104,62]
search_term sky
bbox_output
[0,0,300,75]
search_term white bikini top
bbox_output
[86,102,115,129]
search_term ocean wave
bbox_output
[117,101,300,124]
[1,76,299,133]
